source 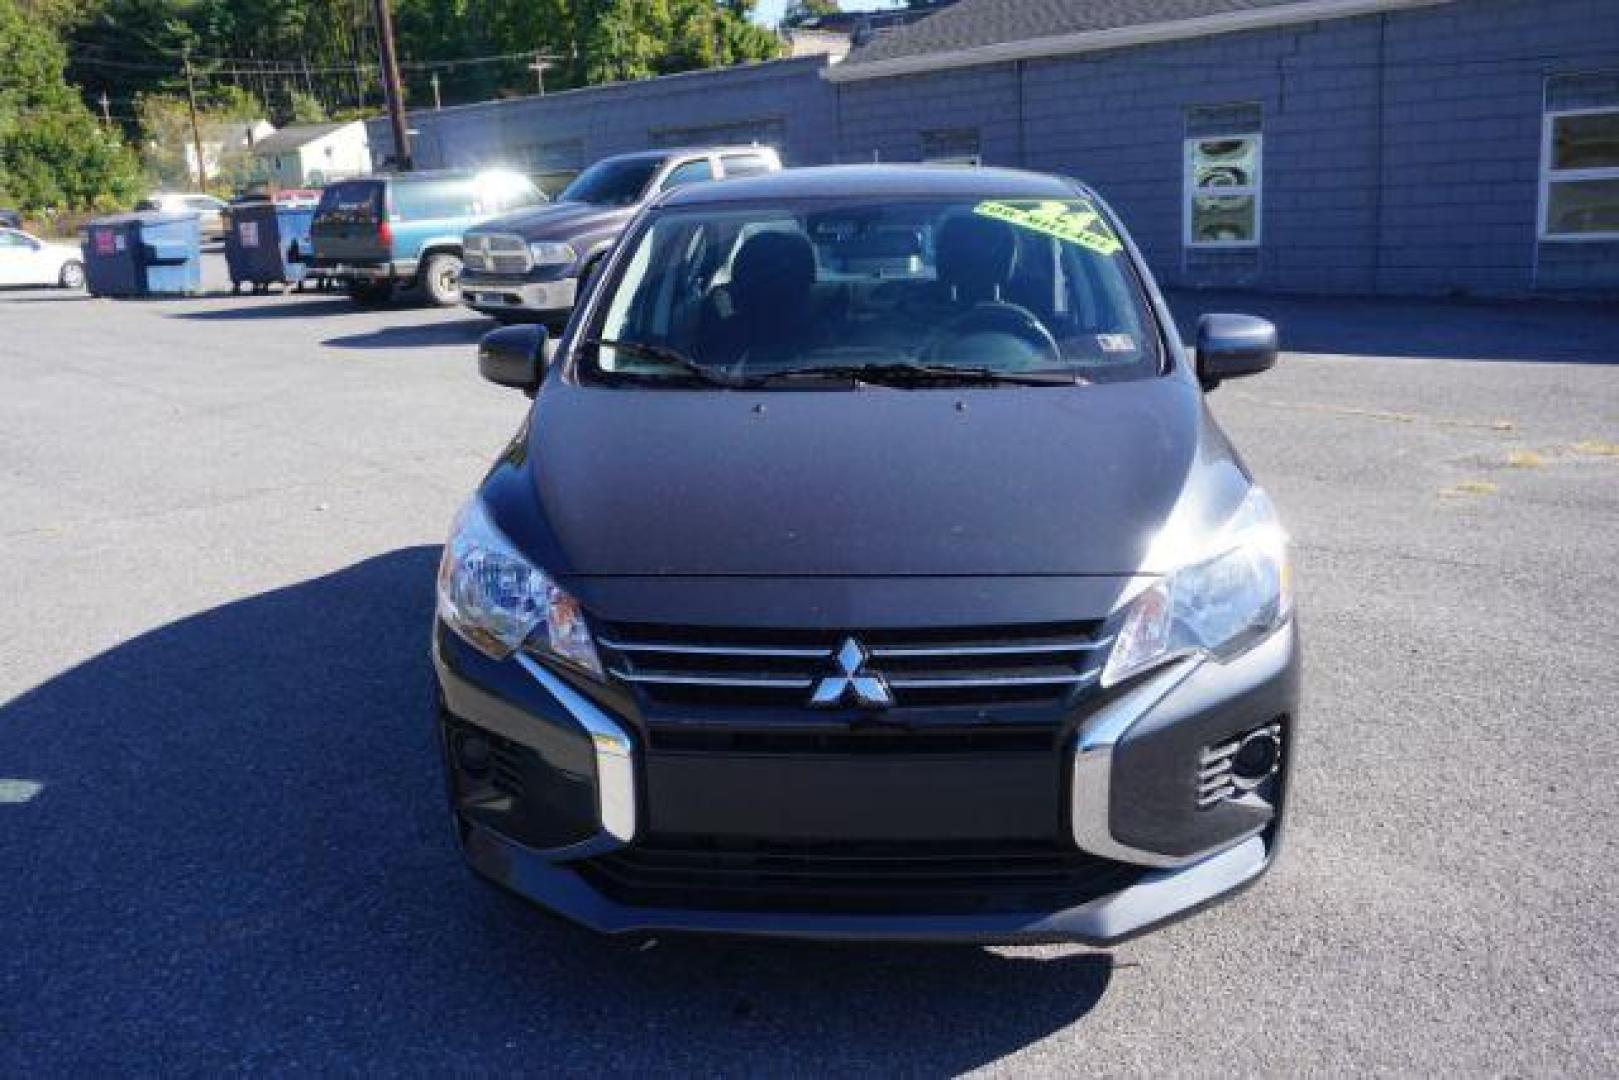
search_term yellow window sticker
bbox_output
[973,199,1123,257]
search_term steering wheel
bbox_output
[924,301,1061,366]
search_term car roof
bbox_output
[658,164,1085,207]
[594,146,780,165]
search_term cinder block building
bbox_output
[372,0,1619,297]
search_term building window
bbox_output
[1184,103,1262,249]
[652,118,785,150]
[920,128,980,165]
[1540,74,1619,241]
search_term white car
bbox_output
[0,228,84,289]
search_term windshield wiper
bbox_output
[582,338,749,388]
[754,361,1083,387]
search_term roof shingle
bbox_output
[842,0,1346,66]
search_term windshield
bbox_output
[580,196,1161,388]
[315,181,383,225]
[559,157,662,206]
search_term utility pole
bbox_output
[431,71,442,110]
[529,51,555,96]
[98,91,112,128]
[371,0,412,170]
[183,50,208,191]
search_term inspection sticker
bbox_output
[973,199,1123,257]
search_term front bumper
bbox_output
[461,272,578,318]
[431,621,1298,945]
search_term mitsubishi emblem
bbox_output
[809,637,893,709]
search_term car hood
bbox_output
[475,201,635,241]
[520,377,1248,578]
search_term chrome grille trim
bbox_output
[597,638,830,659]
[609,669,815,690]
[871,638,1112,658]
[597,623,1110,710]
[888,671,1097,690]
[465,232,532,275]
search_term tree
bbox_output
[63,0,784,122]
[0,109,144,213]
[781,0,839,28]
[133,88,267,192]
[287,89,328,124]
[576,0,780,85]
[0,0,143,216]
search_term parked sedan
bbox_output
[435,165,1297,945]
[137,192,231,242]
[0,228,84,289]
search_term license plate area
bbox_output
[644,752,1061,843]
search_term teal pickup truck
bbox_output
[309,170,545,307]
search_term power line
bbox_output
[64,48,551,75]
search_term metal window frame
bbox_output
[1183,133,1263,250]
[1538,104,1619,243]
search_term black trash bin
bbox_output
[224,200,319,294]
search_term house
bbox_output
[182,119,276,184]
[370,0,1619,296]
[795,2,961,46]
[251,121,373,187]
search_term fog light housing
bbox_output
[1199,722,1282,808]
[455,731,492,777]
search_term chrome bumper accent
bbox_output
[514,653,636,843]
[462,275,577,313]
[1071,657,1227,869]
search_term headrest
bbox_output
[731,230,816,314]
[936,213,1017,298]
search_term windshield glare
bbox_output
[583,197,1160,387]
[560,158,661,206]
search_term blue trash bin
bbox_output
[139,213,202,295]
[224,201,319,293]
[277,204,317,290]
[82,212,201,297]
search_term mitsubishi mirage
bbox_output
[432,165,1298,944]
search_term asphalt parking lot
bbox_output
[2,256,1616,1074]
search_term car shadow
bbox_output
[1166,288,1619,365]
[322,318,492,350]
[172,295,365,320]
[0,547,1113,1072]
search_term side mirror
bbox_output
[1195,314,1278,391]
[478,324,552,396]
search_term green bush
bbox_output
[0,0,144,215]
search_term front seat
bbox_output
[704,230,818,368]
[927,214,1059,364]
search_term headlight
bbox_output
[436,498,603,676]
[528,241,576,267]
[1102,486,1292,687]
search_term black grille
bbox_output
[597,621,1111,713]
[647,726,1057,754]
[574,837,1141,916]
